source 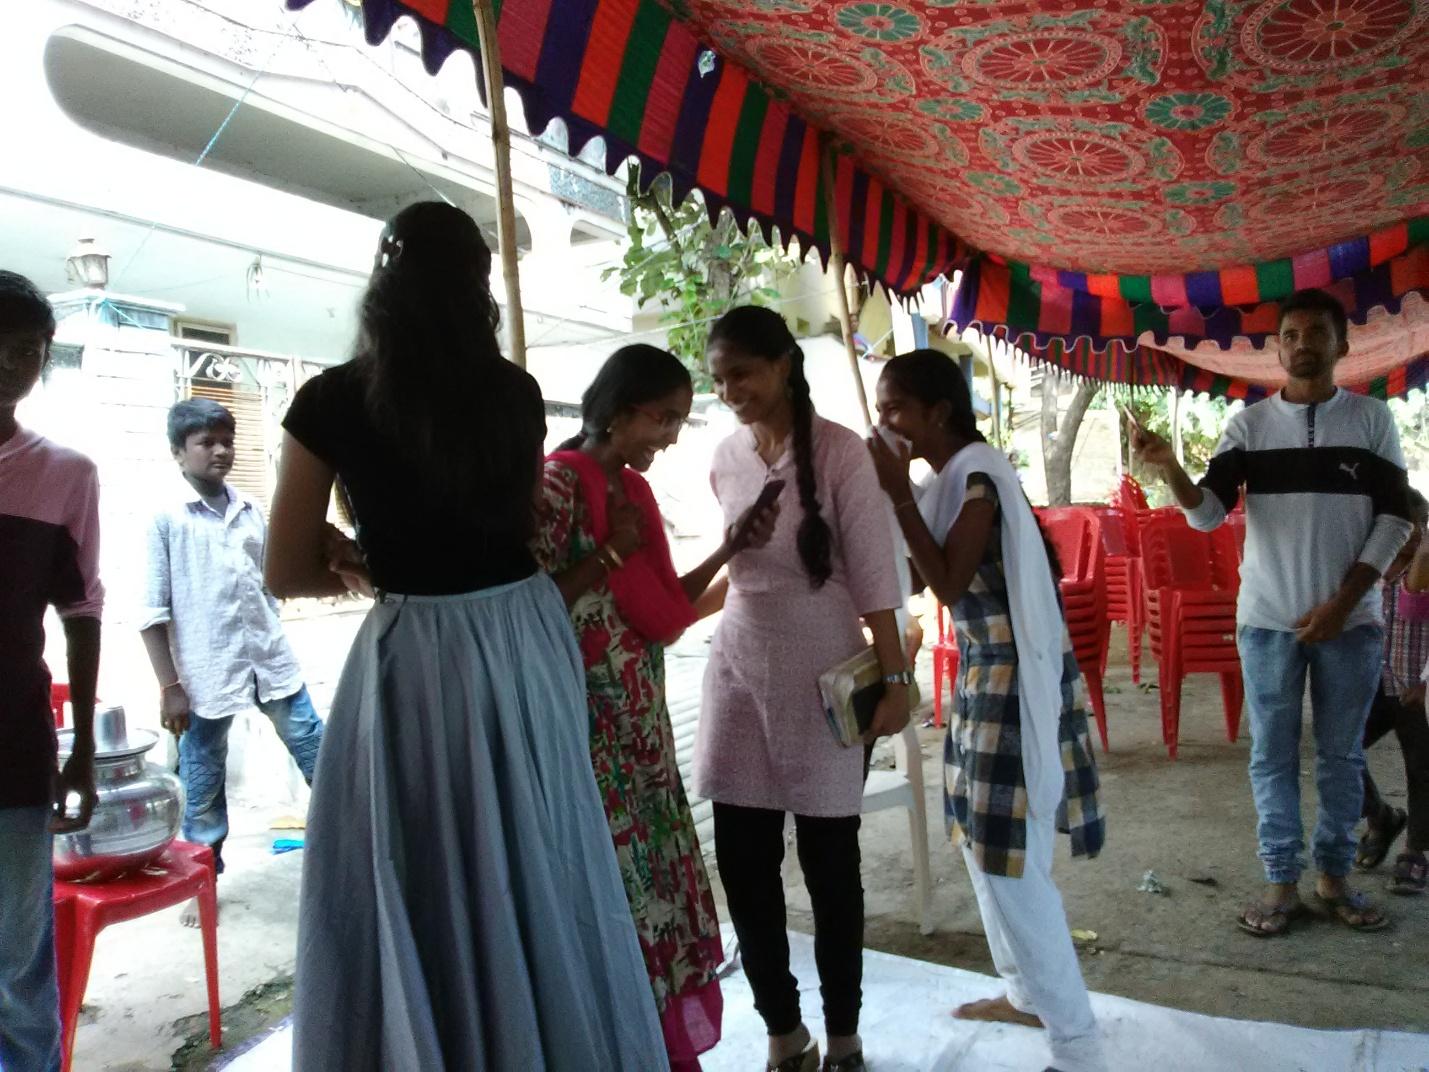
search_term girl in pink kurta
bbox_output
[692,307,907,1072]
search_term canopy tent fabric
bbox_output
[296,0,1429,394]
[292,0,971,295]
[951,234,1429,396]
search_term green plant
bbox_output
[604,168,799,391]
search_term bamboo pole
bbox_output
[471,0,527,368]
[820,141,873,430]
[1170,388,1184,464]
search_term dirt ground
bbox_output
[65,615,1429,1070]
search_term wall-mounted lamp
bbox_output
[65,237,111,289]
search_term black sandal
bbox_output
[1389,852,1427,896]
[1356,807,1407,870]
[768,1039,819,1072]
[821,1054,866,1072]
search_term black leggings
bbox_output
[712,802,864,1037]
[1362,685,1429,852]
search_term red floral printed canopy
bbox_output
[294,0,1428,395]
[677,0,1426,276]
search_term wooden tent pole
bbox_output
[471,0,527,368]
[820,141,872,430]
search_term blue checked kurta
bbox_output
[945,474,1105,879]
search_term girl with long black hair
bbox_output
[693,306,908,1072]
[264,202,666,1070]
[867,349,1106,1072]
[534,343,776,1071]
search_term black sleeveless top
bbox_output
[283,360,543,595]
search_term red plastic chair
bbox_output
[53,841,221,1071]
[51,683,70,728]
[1140,512,1244,759]
[930,602,961,729]
[1117,474,1149,512]
[1093,506,1144,682]
[1038,508,1111,751]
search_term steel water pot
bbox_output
[54,705,185,882]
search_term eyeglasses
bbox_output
[630,405,692,433]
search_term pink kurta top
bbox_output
[693,416,902,817]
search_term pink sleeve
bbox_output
[830,432,901,616]
[58,459,103,619]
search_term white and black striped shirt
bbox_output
[1184,389,1412,633]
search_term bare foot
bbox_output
[953,996,1043,1029]
[178,897,219,929]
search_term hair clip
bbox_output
[378,235,405,268]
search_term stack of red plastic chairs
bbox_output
[1139,510,1245,758]
[1112,476,1152,680]
[1036,507,1111,751]
[1092,504,1142,682]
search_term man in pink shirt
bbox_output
[0,271,102,1072]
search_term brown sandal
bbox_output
[1314,888,1390,931]
[1235,898,1305,937]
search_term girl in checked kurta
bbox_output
[534,344,777,1072]
[866,349,1107,1072]
[264,202,666,1071]
[693,307,911,1072]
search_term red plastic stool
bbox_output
[53,841,221,1072]
[51,683,70,728]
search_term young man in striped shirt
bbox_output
[1134,288,1412,938]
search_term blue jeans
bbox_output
[0,806,61,1072]
[178,685,324,875]
[1238,624,1383,884]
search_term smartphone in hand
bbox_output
[730,479,785,550]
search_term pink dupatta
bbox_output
[548,450,698,646]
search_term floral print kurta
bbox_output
[533,459,724,1035]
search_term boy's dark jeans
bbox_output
[1362,685,1429,853]
[178,685,324,873]
[713,801,864,1038]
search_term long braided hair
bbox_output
[708,307,833,588]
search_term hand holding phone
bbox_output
[728,479,784,552]
[1122,405,1176,468]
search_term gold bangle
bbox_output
[602,544,625,570]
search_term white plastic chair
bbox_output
[862,721,934,935]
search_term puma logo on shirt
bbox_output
[1339,462,1361,480]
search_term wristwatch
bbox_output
[882,669,916,688]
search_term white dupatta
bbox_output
[919,442,1064,819]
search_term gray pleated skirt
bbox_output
[293,574,669,1071]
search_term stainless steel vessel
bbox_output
[53,706,184,883]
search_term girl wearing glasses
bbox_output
[534,344,776,1072]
